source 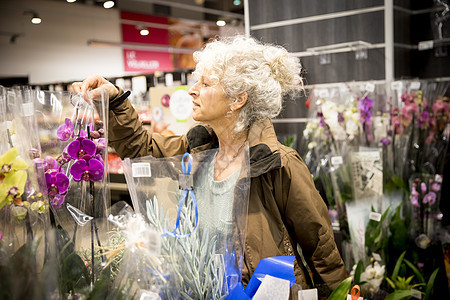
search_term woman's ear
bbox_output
[231,92,248,111]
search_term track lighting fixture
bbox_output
[24,10,42,24]
[103,1,115,9]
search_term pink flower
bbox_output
[423,192,437,206]
[431,182,441,192]
[432,99,450,116]
[391,115,404,135]
[401,103,418,126]
[420,182,427,193]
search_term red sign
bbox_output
[123,49,173,73]
[121,11,173,73]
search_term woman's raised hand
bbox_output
[72,75,118,101]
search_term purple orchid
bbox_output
[418,111,430,129]
[44,155,59,171]
[78,123,94,139]
[67,137,96,160]
[380,137,391,146]
[56,150,71,166]
[358,96,374,125]
[95,138,106,154]
[51,193,67,209]
[431,182,441,192]
[45,170,70,197]
[411,184,420,207]
[57,118,74,141]
[420,182,427,193]
[423,192,437,206]
[70,157,104,182]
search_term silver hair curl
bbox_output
[192,35,304,134]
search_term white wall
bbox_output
[0,0,124,85]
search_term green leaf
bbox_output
[424,268,439,300]
[385,290,423,300]
[328,276,352,300]
[386,277,396,289]
[403,258,425,283]
[392,251,406,280]
[389,205,409,252]
[392,174,408,191]
[354,260,363,284]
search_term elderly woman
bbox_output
[73,35,347,295]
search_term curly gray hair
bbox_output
[192,35,304,134]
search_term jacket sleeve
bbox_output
[279,150,347,290]
[108,95,189,159]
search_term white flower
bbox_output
[308,142,317,149]
[346,120,359,137]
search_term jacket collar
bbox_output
[187,119,282,178]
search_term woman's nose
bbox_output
[188,82,199,98]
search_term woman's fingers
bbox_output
[72,75,118,102]
[71,81,82,92]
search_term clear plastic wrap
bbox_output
[0,85,49,256]
[122,146,251,299]
[31,88,110,288]
[32,89,110,226]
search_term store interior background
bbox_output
[1,0,449,235]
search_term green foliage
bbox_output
[384,290,423,300]
[386,251,439,299]
[327,276,353,300]
[0,237,42,299]
[388,204,409,255]
[365,205,390,257]
[54,226,91,297]
[424,268,439,300]
[283,135,296,148]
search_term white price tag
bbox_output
[132,163,151,178]
[365,82,375,93]
[418,40,433,51]
[347,295,363,300]
[391,81,403,91]
[410,81,421,90]
[369,212,382,222]
[298,288,318,300]
[22,102,34,117]
[146,228,161,255]
[331,156,343,166]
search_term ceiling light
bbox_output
[140,28,149,36]
[103,1,115,9]
[31,16,42,24]
[24,10,42,24]
[233,0,241,5]
[216,20,226,27]
[67,0,77,3]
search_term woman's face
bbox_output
[188,72,232,125]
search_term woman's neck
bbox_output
[212,124,247,181]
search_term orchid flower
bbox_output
[423,192,436,206]
[70,157,104,182]
[0,148,28,210]
[45,170,70,197]
[56,118,74,141]
[67,137,96,159]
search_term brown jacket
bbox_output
[108,97,347,292]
